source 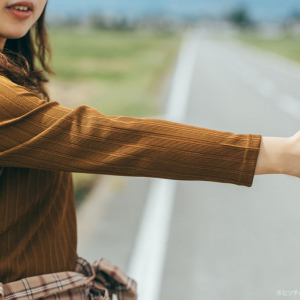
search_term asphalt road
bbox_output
[77,32,300,300]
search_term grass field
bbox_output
[48,28,181,116]
[47,28,182,206]
[238,32,300,63]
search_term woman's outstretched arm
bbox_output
[0,75,262,186]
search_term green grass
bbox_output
[238,32,300,63]
[47,28,182,206]
[48,28,181,117]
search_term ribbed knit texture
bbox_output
[0,75,261,283]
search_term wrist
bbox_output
[278,137,292,176]
[282,134,300,177]
[255,136,288,176]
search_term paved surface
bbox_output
[77,32,300,300]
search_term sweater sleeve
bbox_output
[0,75,261,187]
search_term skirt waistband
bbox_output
[0,257,137,300]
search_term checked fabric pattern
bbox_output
[0,257,137,300]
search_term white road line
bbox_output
[277,94,300,119]
[127,32,199,300]
[164,32,200,123]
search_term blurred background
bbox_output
[46,1,300,299]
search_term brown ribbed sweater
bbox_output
[0,75,261,283]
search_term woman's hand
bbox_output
[255,131,300,178]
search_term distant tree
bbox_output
[90,15,135,31]
[288,9,300,22]
[226,6,254,28]
[282,9,300,35]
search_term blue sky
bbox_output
[47,0,300,21]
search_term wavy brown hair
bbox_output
[0,3,53,101]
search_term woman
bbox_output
[0,1,300,300]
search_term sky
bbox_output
[46,0,300,21]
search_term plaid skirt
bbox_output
[0,257,137,300]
